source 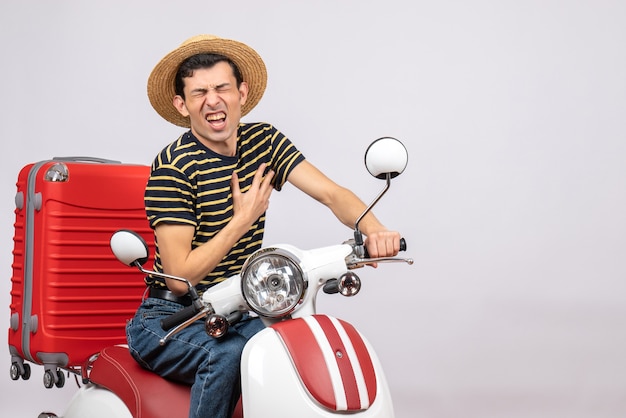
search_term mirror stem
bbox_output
[354,173,392,256]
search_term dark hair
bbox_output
[174,53,244,98]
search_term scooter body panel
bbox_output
[61,384,133,418]
[241,314,395,418]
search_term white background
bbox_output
[1,1,625,417]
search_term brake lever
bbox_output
[362,256,414,264]
[347,255,414,269]
[159,307,212,346]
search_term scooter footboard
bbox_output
[241,314,394,418]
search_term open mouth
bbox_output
[206,112,226,127]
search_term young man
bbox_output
[126,34,402,418]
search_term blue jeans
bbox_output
[126,297,265,418]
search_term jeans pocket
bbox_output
[141,309,169,320]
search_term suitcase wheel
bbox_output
[43,368,65,389]
[55,370,65,388]
[9,361,31,381]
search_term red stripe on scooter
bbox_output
[272,318,337,410]
[273,315,378,411]
[336,318,377,405]
[314,315,362,409]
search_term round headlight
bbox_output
[241,248,305,318]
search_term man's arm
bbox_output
[287,160,401,257]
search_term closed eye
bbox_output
[190,83,233,97]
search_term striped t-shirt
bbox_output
[144,122,305,291]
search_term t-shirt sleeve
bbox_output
[144,163,197,229]
[269,127,306,191]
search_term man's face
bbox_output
[173,61,248,156]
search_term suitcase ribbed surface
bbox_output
[8,159,155,371]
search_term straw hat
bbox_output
[147,34,267,127]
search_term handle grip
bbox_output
[160,305,201,331]
[363,237,407,258]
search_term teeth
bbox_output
[206,113,225,121]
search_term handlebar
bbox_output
[161,304,203,331]
[324,238,410,295]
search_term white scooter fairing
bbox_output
[242,315,394,417]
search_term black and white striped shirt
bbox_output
[145,122,305,290]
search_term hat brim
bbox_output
[147,35,267,127]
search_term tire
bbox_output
[22,363,31,380]
[43,369,55,389]
[54,370,65,388]
[9,363,19,381]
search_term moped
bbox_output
[39,136,413,418]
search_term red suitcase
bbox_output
[7,157,154,388]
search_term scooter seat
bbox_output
[89,345,190,418]
[89,345,243,418]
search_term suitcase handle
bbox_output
[52,156,122,164]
